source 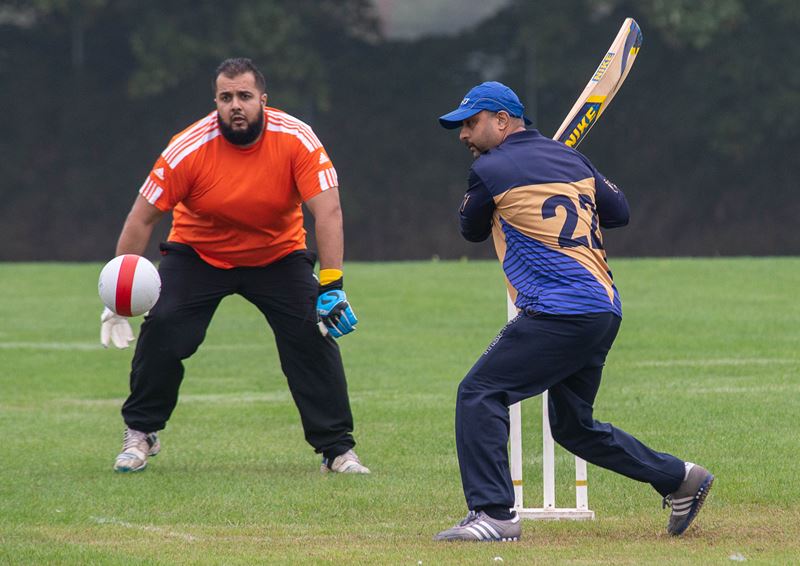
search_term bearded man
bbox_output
[102,58,368,476]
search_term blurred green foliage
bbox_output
[0,0,795,260]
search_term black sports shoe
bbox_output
[434,510,521,542]
[663,463,714,535]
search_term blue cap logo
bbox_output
[439,81,532,129]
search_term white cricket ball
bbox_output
[98,254,161,317]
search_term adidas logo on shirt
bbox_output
[318,152,330,165]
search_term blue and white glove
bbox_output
[316,289,358,338]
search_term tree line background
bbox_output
[1,0,796,261]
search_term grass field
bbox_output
[1,258,799,565]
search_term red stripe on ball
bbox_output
[115,255,138,317]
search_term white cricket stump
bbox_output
[507,294,595,520]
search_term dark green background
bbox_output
[1,0,794,260]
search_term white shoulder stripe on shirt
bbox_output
[274,112,319,143]
[267,111,322,152]
[162,112,218,164]
[166,128,221,169]
[266,121,320,152]
[268,110,318,139]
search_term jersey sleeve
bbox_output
[459,169,496,242]
[293,136,339,202]
[593,170,630,228]
[574,151,629,228]
[137,149,192,212]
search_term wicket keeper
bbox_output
[434,81,713,541]
[101,58,369,476]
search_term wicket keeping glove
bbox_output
[316,278,358,338]
[100,307,135,349]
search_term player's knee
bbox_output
[549,419,576,448]
[456,375,482,402]
[549,410,598,449]
[456,377,508,416]
[140,313,205,360]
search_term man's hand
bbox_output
[100,307,135,349]
[316,289,358,338]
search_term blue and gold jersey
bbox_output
[459,130,629,316]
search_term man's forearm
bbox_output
[305,188,345,271]
[315,213,344,270]
[115,195,164,256]
[116,221,156,256]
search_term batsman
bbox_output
[433,81,714,542]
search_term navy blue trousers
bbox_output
[456,310,685,511]
[122,243,356,460]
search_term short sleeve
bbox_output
[293,139,339,202]
[138,150,192,212]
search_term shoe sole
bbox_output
[319,467,370,474]
[320,461,369,474]
[669,473,714,536]
[434,535,520,542]
[113,450,156,473]
[114,461,147,473]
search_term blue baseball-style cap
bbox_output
[438,81,533,129]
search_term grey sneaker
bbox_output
[320,449,370,474]
[434,510,521,542]
[663,463,714,535]
[113,428,161,472]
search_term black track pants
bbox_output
[122,243,355,459]
[456,310,685,511]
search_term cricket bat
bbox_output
[552,17,643,147]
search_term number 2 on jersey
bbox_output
[541,194,603,249]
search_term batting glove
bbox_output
[100,307,135,349]
[317,289,358,338]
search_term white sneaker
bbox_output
[320,449,370,474]
[113,428,160,472]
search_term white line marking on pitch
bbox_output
[91,516,200,542]
[0,342,99,350]
[629,358,796,368]
[0,341,266,351]
[691,385,800,394]
[62,392,291,407]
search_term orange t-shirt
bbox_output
[138,107,339,268]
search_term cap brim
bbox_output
[439,108,534,129]
[438,107,482,129]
